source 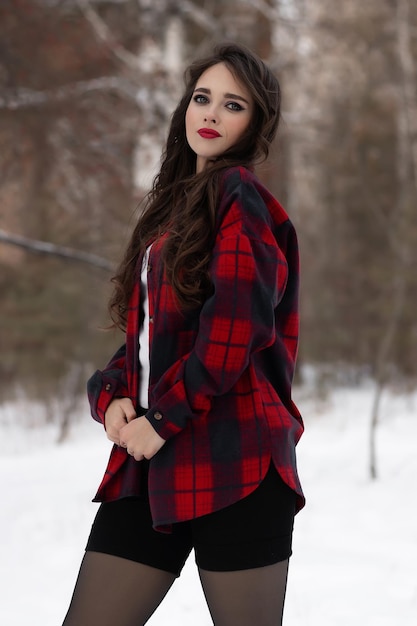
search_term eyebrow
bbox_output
[193,87,250,105]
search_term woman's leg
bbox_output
[193,465,296,625]
[62,551,177,626]
[198,560,290,626]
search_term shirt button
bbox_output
[149,316,154,323]
[153,411,163,420]
[105,383,111,391]
[147,263,152,272]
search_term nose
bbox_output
[204,107,217,124]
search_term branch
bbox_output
[76,0,142,71]
[0,76,141,110]
[0,230,114,271]
[249,0,305,26]
[176,0,220,35]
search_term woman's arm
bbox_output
[144,168,295,441]
[87,343,129,424]
[145,228,288,440]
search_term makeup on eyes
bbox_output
[193,87,249,107]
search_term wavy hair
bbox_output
[109,43,281,329]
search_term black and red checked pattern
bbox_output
[87,166,304,532]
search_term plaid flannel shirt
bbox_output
[87,166,305,531]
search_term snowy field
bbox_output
[1,385,416,625]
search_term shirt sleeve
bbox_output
[145,177,289,440]
[87,343,128,425]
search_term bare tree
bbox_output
[369,0,417,478]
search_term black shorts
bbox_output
[86,462,296,576]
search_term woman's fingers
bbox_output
[104,397,137,444]
[120,417,166,460]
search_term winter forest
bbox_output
[1,1,417,625]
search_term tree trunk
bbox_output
[369,0,416,479]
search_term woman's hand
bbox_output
[104,397,137,446]
[120,417,166,461]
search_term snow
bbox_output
[1,386,416,625]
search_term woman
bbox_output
[63,42,304,626]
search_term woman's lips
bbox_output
[197,128,221,139]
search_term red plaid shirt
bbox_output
[88,166,305,531]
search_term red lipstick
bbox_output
[197,128,221,139]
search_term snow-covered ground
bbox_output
[1,386,416,625]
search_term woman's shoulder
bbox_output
[218,166,290,230]
[220,165,258,189]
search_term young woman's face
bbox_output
[185,62,253,173]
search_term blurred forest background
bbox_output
[1,0,416,436]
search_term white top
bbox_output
[139,246,151,408]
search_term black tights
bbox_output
[62,551,289,626]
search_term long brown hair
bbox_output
[109,43,281,329]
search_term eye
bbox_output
[226,101,244,112]
[193,94,209,104]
